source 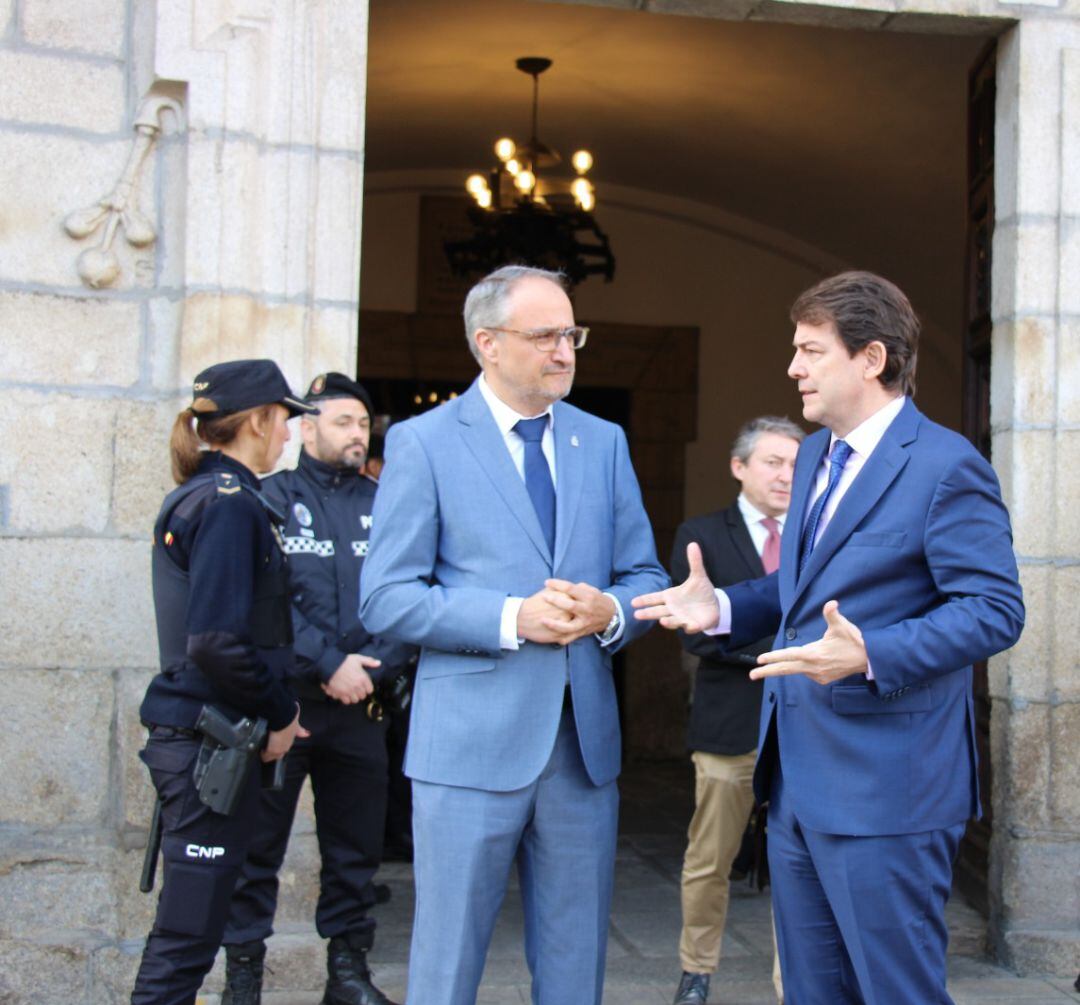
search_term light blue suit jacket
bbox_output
[725,400,1024,836]
[359,379,669,792]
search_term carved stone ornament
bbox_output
[64,94,184,288]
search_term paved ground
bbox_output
[201,760,1079,1004]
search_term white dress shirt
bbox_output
[710,396,907,639]
[804,394,906,552]
[477,375,624,651]
[478,374,557,485]
[737,493,788,559]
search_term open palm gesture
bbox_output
[631,542,720,633]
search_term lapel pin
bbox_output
[571,435,579,447]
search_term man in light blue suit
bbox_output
[634,272,1024,1005]
[360,265,668,1005]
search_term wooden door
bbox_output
[956,40,996,914]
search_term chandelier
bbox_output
[445,57,616,287]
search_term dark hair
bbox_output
[790,271,919,397]
[169,403,274,484]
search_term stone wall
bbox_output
[1,0,1078,999]
[987,18,1080,976]
[0,1,368,1000]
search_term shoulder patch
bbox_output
[214,471,241,496]
[293,501,313,527]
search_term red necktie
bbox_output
[761,517,781,574]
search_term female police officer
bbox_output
[132,360,317,1005]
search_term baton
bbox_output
[139,796,163,893]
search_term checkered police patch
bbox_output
[281,536,335,557]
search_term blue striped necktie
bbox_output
[514,416,555,554]
[799,439,853,575]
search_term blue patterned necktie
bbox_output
[799,439,853,575]
[514,416,556,554]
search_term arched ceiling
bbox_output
[365,0,993,321]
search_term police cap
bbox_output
[304,372,374,417]
[190,359,317,419]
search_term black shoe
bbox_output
[373,882,392,905]
[321,933,399,1005]
[674,970,710,1005]
[222,941,266,1005]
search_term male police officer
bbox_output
[222,372,412,1005]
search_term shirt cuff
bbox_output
[596,593,625,648]
[865,660,875,680]
[703,589,732,636]
[501,596,524,650]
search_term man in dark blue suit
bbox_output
[634,271,1024,1004]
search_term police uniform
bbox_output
[222,373,413,1005]
[132,360,315,1005]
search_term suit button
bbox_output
[768,693,775,704]
[550,643,561,650]
[785,628,797,640]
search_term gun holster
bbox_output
[365,669,412,722]
[192,705,268,815]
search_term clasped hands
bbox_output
[265,653,384,762]
[517,579,616,646]
[322,652,382,704]
[631,542,868,685]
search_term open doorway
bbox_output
[358,0,1000,905]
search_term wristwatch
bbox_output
[598,609,621,644]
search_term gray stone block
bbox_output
[0,936,95,1004]
[88,941,145,1005]
[1049,702,1080,827]
[1052,568,1080,702]
[0,291,142,388]
[110,401,177,539]
[990,701,1051,831]
[0,851,117,940]
[0,391,117,534]
[117,667,157,831]
[0,50,124,132]
[0,669,114,826]
[0,538,156,669]
[21,0,126,58]
[113,847,160,940]
[0,132,152,289]
[999,928,1080,978]
[996,835,1080,929]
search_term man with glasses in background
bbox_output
[360,265,668,1005]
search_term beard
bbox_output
[335,444,368,470]
[316,428,368,471]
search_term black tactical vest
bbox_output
[143,472,294,727]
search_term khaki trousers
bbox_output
[678,750,783,1002]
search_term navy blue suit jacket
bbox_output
[725,400,1024,836]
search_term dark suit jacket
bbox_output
[671,502,774,756]
[725,400,1024,835]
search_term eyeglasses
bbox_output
[485,326,589,352]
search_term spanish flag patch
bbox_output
[164,531,174,546]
